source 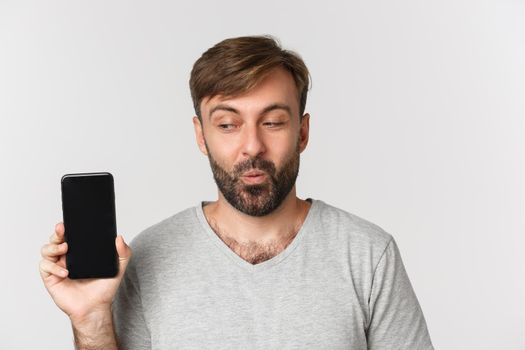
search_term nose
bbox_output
[241,123,266,158]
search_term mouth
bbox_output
[242,170,266,177]
[240,170,267,184]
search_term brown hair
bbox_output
[189,35,311,122]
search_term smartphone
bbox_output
[61,172,119,279]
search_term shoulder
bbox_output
[128,205,198,258]
[314,199,393,252]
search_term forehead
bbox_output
[200,67,299,117]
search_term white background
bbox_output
[1,0,524,349]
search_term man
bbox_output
[40,35,434,349]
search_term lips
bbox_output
[242,170,266,177]
[240,169,268,184]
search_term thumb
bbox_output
[115,235,132,276]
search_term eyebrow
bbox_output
[208,103,292,120]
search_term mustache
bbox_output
[233,157,276,177]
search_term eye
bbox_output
[264,122,285,128]
[218,124,235,130]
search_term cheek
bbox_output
[270,137,299,168]
[205,131,234,153]
[206,137,239,169]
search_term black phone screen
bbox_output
[61,172,119,279]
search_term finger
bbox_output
[40,242,67,262]
[115,235,132,277]
[49,222,65,244]
[39,258,68,279]
[57,254,66,269]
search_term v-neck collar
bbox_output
[195,198,318,273]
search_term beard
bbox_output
[204,138,301,217]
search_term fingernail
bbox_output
[60,269,68,276]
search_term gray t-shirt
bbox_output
[112,198,434,349]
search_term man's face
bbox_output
[193,67,310,217]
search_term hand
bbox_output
[39,222,132,324]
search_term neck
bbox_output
[203,187,311,245]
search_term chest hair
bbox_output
[208,218,299,265]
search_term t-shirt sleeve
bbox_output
[111,255,151,350]
[366,237,434,350]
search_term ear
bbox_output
[298,113,310,153]
[193,116,208,156]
